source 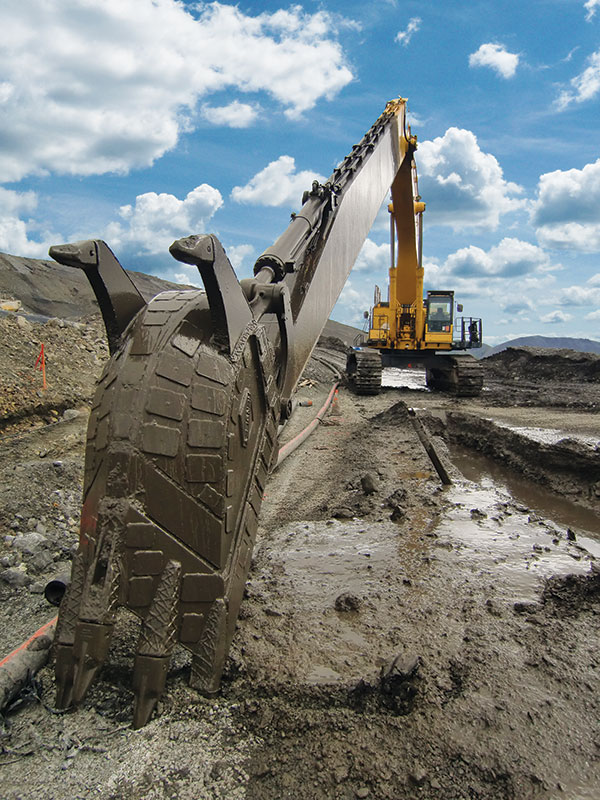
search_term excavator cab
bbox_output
[425,291,454,337]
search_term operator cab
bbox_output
[426,291,454,333]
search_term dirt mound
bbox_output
[0,314,108,426]
[484,346,600,383]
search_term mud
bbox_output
[0,305,599,798]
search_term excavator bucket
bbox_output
[49,98,417,726]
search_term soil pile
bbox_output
[0,314,107,427]
[484,345,600,383]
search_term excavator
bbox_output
[46,98,482,728]
[346,162,483,396]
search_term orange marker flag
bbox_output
[34,343,47,390]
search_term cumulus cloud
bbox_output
[540,310,572,323]
[395,18,421,46]
[417,128,524,229]
[531,158,600,252]
[443,238,553,278]
[585,308,600,320]
[0,188,60,257]
[584,0,600,20]
[105,185,223,255]
[201,101,260,129]
[226,243,255,271]
[0,1,353,181]
[558,285,600,306]
[231,156,326,207]
[556,49,600,110]
[353,239,390,272]
[469,43,519,79]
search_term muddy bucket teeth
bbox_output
[52,235,281,726]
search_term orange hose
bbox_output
[0,616,57,668]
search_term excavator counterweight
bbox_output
[49,98,420,727]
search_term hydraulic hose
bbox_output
[275,381,339,469]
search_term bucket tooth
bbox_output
[130,560,181,726]
[71,621,114,704]
[190,598,228,696]
[54,644,75,709]
[132,655,170,729]
[49,239,146,353]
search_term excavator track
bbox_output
[346,349,383,395]
[425,354,483,397]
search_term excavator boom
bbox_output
[48,98,417,727]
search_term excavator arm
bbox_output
[48,98,416,727]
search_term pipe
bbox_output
[44,573,71,607]
[0,617,57,711]
[275,381,339,469]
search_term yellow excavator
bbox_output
[346,158,483,396]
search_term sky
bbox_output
[1,0,600,344]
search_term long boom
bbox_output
[254,98,416,398]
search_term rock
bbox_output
[13,532,48,554]
[62,408,80,421]
[355,788,370,798]
[30,550,54,572]
[381,653,420,685]
[567,528,577,541]
[360,474,377,495]
[29,581,46,594]
[513,601,540,614]
[1,568,32,588]
[335,593,362,612]
[35,521,47,535]
[332,507,354,519]
[470,508,487,520]
[409,766,427,786]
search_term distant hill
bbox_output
[483,336,600,358]
[0,251,196,320]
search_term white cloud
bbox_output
[588,273,600,286]
[353,239,390,272]
[231,156,326,207]
[0,1,353,181]
[334,279,371,324]
[540,310,572,323]
[201,101,260,129]
[417,128,524,229]
[556,50,600,109]
[585,0,600,20]
[0,188,60,257]
[469,43,519,79]
[395,18,421,46]
[444,238,553,278]
[558,286,600,306]
[226,244,254,271]
[531,158,600,252]
[105,184,223,255]
[585,309,600,320]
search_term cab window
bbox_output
[427,297,452,332]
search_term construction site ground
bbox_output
[0,311,599,800]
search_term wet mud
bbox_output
[0,338,599,798]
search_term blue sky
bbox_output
[1,0,600,343]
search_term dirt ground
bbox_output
[0,308,599,799]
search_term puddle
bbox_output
[449,443,600,540]
[382,367,428,391]
[434,475,598,603]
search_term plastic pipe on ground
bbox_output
[275,382,339,469]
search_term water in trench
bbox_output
[449,441,600,540]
